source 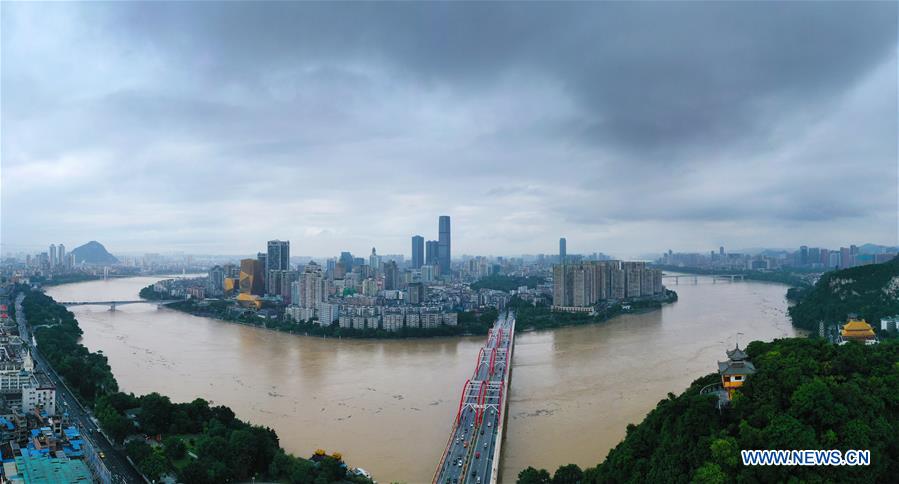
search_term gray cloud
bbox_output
[1,2,896,257]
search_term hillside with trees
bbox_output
[71,240,119,265]
[21,288,372,484]
[518,338,899,483]
[788,255,899,332]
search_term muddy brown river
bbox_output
[47,275,799,483]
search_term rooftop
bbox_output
[8,450,91,483]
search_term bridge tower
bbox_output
[109,302,116,312]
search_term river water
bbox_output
[46,276,799,483]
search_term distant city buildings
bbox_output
[559,238,566,262]
[659,243,896,271]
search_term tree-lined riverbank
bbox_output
[20,286,373,484]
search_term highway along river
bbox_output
[46,275,800,483]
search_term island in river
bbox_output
[141,281,678,340]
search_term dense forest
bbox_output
[788,255,899,332]
[21,288,372,484]
[517,338,899,483]
[138,285,175,300]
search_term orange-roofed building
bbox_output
[717,344,756,400]
[839,317,878,345]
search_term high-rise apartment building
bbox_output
[49,245,57,268]
[267,240,290,272]
[553,260,662,308]
[426,240,439,266]
[299,262,324,309]
[370,248,381,271]
[438,215,451,275]
[560,238,567,262]
[609,265,626,299]
[408,282,425,304]
[622,261,644,298]
[383,260,400,290]
[839,247,851,268]
[339,252,354,272]
[58,244,66,268]
[411,235,424,269]
[208,265,225,295]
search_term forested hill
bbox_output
[517,338,899,483]
[788,255,899,332]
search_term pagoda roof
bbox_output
[726,344,748,361]
[842,319,875,338]
[718,359,756,376]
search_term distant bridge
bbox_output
[661,274,745,284]
[59,300,180,311]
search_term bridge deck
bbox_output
[434,312,514,484]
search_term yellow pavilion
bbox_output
[840,317,878,345]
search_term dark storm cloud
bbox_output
[101,2,896,156]
[1,2,896,255]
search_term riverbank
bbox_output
[159,296,497,339]
[509,290,678,332]
[47,273,799,482]
[34,273,105,286]
[19,285,374,484]
[149,284,678,340]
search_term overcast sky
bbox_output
[2,2,897,258]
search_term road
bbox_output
[16,293,143,484]
[435,311,514,484]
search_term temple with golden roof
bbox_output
[839,316,878,345]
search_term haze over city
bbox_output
[3,2,899,484]
[3,2,897,257]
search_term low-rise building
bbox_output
[21,372,56,416]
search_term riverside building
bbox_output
[552,260,664,310]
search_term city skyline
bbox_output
[2,2,897,256]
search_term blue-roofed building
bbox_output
[5,449,91,483]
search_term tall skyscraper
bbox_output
[559,238,567,262]
[383,260,400,290]
[339,251,354,272]
[411,235,424,269]
[267,240,290,272]
[58,244,66,268]
[438,215,451,275]
[426,240,439,266]
[257,252,268,271]
[49,244,57,267]
[370,247,381,271]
